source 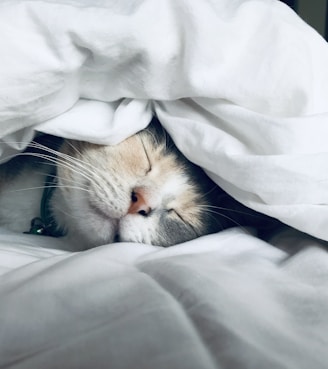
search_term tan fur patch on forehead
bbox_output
[114,134,151,176]
[61,135,150,178]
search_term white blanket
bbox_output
[1,227,328,369]
[1,0,328,240]
[1,0,328,368]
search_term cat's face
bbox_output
[51,121,218,249]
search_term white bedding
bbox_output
[1,0,328,368]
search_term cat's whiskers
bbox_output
[28,142,111,196]
[3,140,113,185]
[202,185,220,198]
[3,150,78,179]
[33,170,90,191]
[41,148,119,210]
[4,184,91,195]
[196,204,260,218]
[65,140,84,157]
[28,141,107,183]
[195,205,244,229]
[3,140,135,210]
[14,149,104,195]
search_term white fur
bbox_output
[160,174,187,198]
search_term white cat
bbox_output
[0,119,226,250]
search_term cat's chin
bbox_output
[118,214,152,245]
[63,214,152,250]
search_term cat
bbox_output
[0,118,281,251]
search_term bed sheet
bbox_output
[1,228,328,369]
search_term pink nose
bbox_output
[128,191,151,216]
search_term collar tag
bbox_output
[26,217,47,235]
[25,172,63,238]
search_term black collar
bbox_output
[26,173,63,238]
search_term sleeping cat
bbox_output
[0,118,280,251]
[0,118,220,250]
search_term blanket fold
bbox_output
[1,0,328,240]
[1,228,328,369]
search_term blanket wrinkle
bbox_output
[1,227,328,368]
[139,248,328,369]
[1,0,328,243]
[0,246,219,369]
[4,298,194,368]
[140,267,220,366]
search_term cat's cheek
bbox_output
[119,215,153,245]
[61,211,118,249]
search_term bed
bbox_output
[1,1,328,368]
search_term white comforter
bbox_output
[1,0,328,368]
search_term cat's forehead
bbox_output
[73,129,200,186]
[161,173,187,197]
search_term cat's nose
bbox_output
[128,190,151,216]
